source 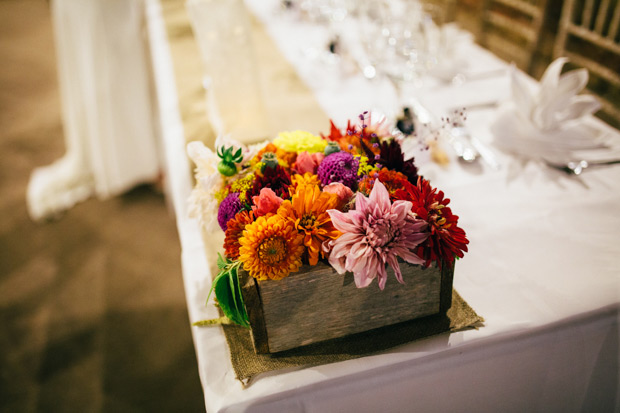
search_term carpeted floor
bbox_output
[0,1,205,411]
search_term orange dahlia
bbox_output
[238,214,304,280]
[223,210,254,260]
[252,143,297,169]
[278,184,340,265]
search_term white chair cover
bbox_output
[27,0,162,220]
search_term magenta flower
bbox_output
[317,151,360,189]
[326,181,428,289]
[217,192,242,231]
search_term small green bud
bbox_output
[325,141,341,155]
[260,152,278,171]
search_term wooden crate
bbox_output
[239,261,454,353]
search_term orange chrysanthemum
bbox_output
[290,173,321,192]
[223,210,254,260]
[278,184,340,266]
[253,143,297,169]
[238,214,304,280]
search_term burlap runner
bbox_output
[161,0,483,386]
[224,290,483,384]
[160,0,330,150]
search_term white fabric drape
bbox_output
[27,0,162,220]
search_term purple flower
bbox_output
[317,151,360,189]
[217,192,242,231]
[326,181,428,289]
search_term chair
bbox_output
[479,0,549,75]
[554,0,620,127]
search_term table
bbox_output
[147,1,620,411]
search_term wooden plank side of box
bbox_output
[241,261,449,353]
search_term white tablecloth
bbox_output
[148,1,620,411]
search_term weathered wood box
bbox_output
[239,261,454,354]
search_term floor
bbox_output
[0,1,205,411]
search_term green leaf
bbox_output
[205,260,250,328]
[216,253,227,270]
[229,265,249,324]
[213,264,250,327]
[205,268,228,306]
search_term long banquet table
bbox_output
[146,0,620,411]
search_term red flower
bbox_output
[358,169,416,201]
[247,164,292,203]
[399,177,469,268]
[322,119,361,153]
[223,210,255,260]
[322,112,387,155]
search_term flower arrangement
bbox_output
[188,112,468,327]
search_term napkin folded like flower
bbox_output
[492,58,604,160]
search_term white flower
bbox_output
[186,138,270,232]
[187,141,223,233]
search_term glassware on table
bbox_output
[357,0,448,87]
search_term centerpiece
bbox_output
[188,112,469,353]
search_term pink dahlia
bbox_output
[326,181,428,290]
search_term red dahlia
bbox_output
[358,168,416,202]
[223,210,255,260]
[247,164,292,203]
[399,177,469,268]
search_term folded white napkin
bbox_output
[492,58,604,160]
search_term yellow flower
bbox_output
[229,173,255,203]
[214,187,230,203]
[355,155,378,176]
[273,131,327,154]
[278,184,340,266]
[290,173,321,192]
[239,214,304,280]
